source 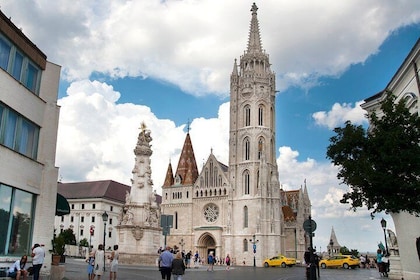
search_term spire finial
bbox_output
[187,119,191,133]
[251,3,258,14]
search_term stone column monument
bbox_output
[116,122,162,265]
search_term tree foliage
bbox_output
[60,228,77,245]
[327,91,420,216]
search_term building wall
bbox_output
[54,199,123,254]
[0,12,61,275]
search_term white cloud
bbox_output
[312,101,368,129]
[2,0,420,97]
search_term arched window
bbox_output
[244,138,250,160]
[244,105,251,126]
[243,239,249,252]
[256,170,260,190]
[258,105,264,126]
[244,206,248,228]
[243,171,250,195]
[258,137,264,160]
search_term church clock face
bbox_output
[203,203,219,223]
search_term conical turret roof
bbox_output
[174,133,199,186]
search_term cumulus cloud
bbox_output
[2,0,420,96]
[312,101,368,129]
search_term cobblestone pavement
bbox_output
[62,258,384,280]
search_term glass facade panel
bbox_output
[4,110,17,148]
[0,35,41,94]
[9,189,33,255]
[12,52,23,80]
[25,62,39,93]
[0,184,34,256]
[18,119,39,158]
[0,37,11,70]
[0,185,12,255]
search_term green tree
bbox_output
[60,228,77,245]
[79,238,89,247]
[326,91,420,216]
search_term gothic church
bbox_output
[160,3,311,266]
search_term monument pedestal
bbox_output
[388,254,403,280]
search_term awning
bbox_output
[55,193,70,216]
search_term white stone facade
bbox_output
[0,10,61,275]
[160,4,311,267]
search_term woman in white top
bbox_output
[109,245,119,280]
[93,244,105,279]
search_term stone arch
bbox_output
[197,232,217,261]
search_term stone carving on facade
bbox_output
[387,229,399,255]
[120,206,134,225]
[146,208,159,227]
[131,226,144,241]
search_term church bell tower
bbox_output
[227,2,283,261]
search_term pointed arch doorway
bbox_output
[197,233,217,262]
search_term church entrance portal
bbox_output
[197,233,216,263]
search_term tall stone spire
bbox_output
[247,2,263,54]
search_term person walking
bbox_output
[159,246,174,280]
[225,254,231,270]
[171,251,185,280]
[93,244,105,280]
[206,252,214,272]
[109,245,119,280]
[86,251,95,280]
[31,244,45,280]
[7,255,28,280]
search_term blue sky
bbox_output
[2,0,419,255]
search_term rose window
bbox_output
[203,203,219,223]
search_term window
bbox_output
[243,206,248,228]
[110,206,113,212]
[258,137,264,160]
[0,184,35,256]
[71,204,75,210]
[258,105,264,126]
[70,216,74,222]
[0,103,40,159]
[0,37,11,69]
[0,35,41,94]
[81,216,84,223]
[92,204,95,209]
[244,171,250,195]
[244,105,251,126]
[80,229,84,236]
[108,231,112,238]
[109,218,113,225]
[91,216,95,223]
[243,239,248,252]
[81,204,85,210]
[244,138,250,160]
[61,216,64,222]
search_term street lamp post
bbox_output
[249,235,259,267]
[380,218,389,254]
[102,211,109,271]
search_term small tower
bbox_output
[327,227,341,256]
[116,122,161,265]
